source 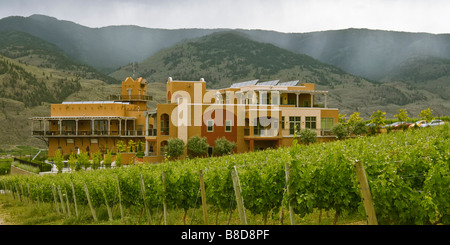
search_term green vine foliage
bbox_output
[0,125,448,224]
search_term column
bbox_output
[91,119,94,135]
[107,119,111,135]
[59,119,62,135]
[76,119,79,136]
[119,119,122,136]
[296,93,300,107]
[43,119,46,136]
[145,140,149,157]
[324,93,328,108]
[145,112,149,136]
[310,93,314,108]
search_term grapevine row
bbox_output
[0,125,448,224]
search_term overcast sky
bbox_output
[0,0,449,34]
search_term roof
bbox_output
[230,79,259,88]
[278,80,299,86]
[257,80,279,86]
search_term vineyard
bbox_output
[0,125,448,225]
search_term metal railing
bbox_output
[108,95,152,101]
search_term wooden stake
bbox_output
[284,162,296,225]
[354,160,378,225]
[71,182,79,218]
[116,177,124,222]
[139,174,152,225]
[57,185,66,214]
[231,166,247,225]
[64,188,71,217]
[161,171,168,225]
[101,186,113,221]
[83,183,97,222]
[199,170,208,225]
[52,184,60,214]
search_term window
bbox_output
[289,116,301,135]
[321,118,334,130]
[225,120,232,132]
[207,120,214,132]
[281,116,285,129]
[305,117,317,129]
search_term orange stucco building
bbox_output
[32,77,339,163]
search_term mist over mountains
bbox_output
[0,14,449,118]
[2,14,450,80]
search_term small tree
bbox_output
[115,153,123,168]
[54,149,64,173]
[187,135,209,158]
[370,110,386,128]
[347,112,363,127]
[214,137,236,156]
[351,121,368,136]
[77,150,90,171]
[68,153,77,172]
[394,108,409,122]
[127,139,136,152]
[419,108,433,122]
[136,140,144,158]
[103,150,112,168]
[91,151,102,170]
[166,138,185,159]
[117,140,126,153]
[338,114,347,124]
[332,123,348,140]
[297,128,317,144]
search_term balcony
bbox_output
[32,130,147,137]
[254,128,279,137]
[108,94,152,101]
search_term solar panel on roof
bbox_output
[278,80,299,86]
[230,79,259,88]
[257,80,279,86]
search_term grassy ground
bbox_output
[0,194,366,225]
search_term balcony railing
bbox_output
[254,128,279,137]
[108,95,152,101]
[32,130,147,136]
[148,129,157,136]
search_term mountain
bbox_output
[111,31,347,88]
[241,29,450,80]
[2,15,450,81]
[0,15,219,72]
[112,31,450,118]
[0,31,119,149]
[381,55,450,101]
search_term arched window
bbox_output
[160,114,169,135]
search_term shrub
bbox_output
[187,136,209,158]
[297,128,317,144]
[166,138,185,159]
[214,137,236,156]
[332,123,348,140]
[351,121,368,136]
